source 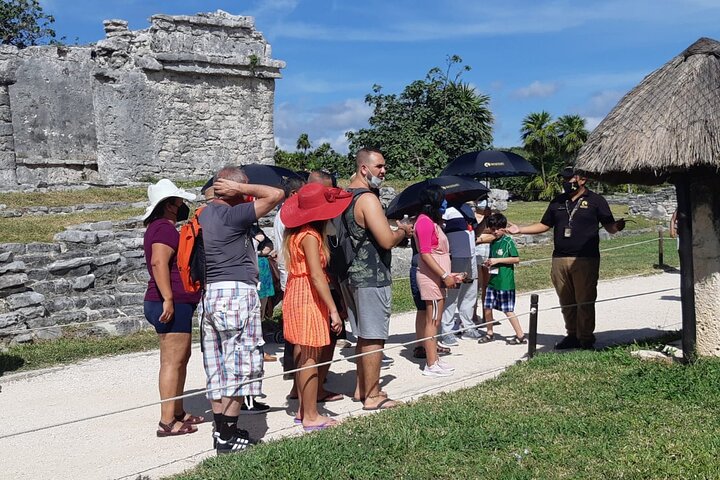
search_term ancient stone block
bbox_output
[0,261,25,274]
[96,241,125,254]
[9,333,32,344]
[6,291,44,309]
[51,309,88,325]
[96,230,115,243]
[26,268,49,281]
[35,327,62,341]
[0,243,25,254]
[17,305,46,320]
[0,273,27,290]
[85,294,116,309]
[0,311,20,329]
[0,251,13,262]
[115,292,144,306]
[47,257,94,274]
[46,296,76,313]
[25,242,62,253]
[54,230,99,244]
[73,274,95,291]
[115,283,146,293]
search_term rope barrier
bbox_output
[2,234,672,337]
[0,284,680,441]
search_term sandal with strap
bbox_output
[436,345,451,355]
[477,334,495,344]
[506,335,527,345]
[174,411,205,425]
[157,419,198,437]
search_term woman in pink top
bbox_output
[413,186,461,377]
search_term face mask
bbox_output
[439,199,448,215]
[176,203,190,222]
[562,181,578,195]
[365,171,383,189]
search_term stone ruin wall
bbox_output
[0,11,284,188]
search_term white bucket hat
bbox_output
[142,179,196,221]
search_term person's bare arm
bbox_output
[487,256,520,266]
[476,233,495,244]
[302,234,342,333]
[355,194,411,249]
[420,253,461,289]
[150,243,175,323]
[603,219,625,234]
[213,179,285,219]
[507,222,551,235]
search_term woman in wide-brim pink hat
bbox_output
[280,183,351,431]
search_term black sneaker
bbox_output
[216,433,252,455]
[213,427,252,448]
[240,397,270,415]
[554,335,581,350]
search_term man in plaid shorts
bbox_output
[199,166,284,454]
[478,213,527,345]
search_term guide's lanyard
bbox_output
[563,197,583,238]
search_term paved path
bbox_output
[0,272,681,480]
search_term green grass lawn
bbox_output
[0,207,144,243]
[170,345,719,480]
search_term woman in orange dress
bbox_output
[280,183,352,431]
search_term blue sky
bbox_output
[42,0,720,153]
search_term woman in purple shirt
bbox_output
[142,179,203,437]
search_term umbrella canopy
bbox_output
[385,176,489,220]
[242,164,304,187]
[575,37,720,185]
[440,150,537,178]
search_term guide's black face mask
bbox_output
[176,203,190,222]
[562,181,578,195]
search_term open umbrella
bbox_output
[385,176,489,220]
[242,164,304,187]
[440,150,537,178]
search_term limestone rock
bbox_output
[0,251,13,262]
[0,273,27,290]
[54,230,99,244]
[6,291,44,309]
[0,311,20,329]
[0,260,25,274]
[630,349,673,364]
[47,257,93,273]
[73,274,95,291]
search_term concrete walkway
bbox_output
[0,272,681,480]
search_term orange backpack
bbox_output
[177,205,206,294]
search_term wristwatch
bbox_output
[441,272,449,280]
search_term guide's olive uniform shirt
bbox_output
[540,189,615,258]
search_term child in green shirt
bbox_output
[478,213,526,345]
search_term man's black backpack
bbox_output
[327,188,372,280]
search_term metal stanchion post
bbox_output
[528,294,539,359]
[658,227,664,267]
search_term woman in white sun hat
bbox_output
[142,179,204,437]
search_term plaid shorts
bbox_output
[201,281,264,400]
[484,286,516,313]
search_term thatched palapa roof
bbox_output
[575,37,720,185]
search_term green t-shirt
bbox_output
[488,235,518,291]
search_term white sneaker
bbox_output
[436,358,455,372]
[422,362,453,377]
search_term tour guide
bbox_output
[507,167,625,350]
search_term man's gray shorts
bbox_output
[341,282,392,340]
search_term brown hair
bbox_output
[282,221,330,270]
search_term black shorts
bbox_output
[409,265,426,311]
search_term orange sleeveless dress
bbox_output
[282,226,330,347]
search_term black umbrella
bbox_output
[242,164,304,187]
[385,176,489,220]
[440,150,537,178]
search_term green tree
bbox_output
[296,133,311,154]
[556,114,588,163]
[347,55,493,179]
[0,0,56,48]
[520,111,561,200]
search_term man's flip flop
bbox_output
[318,392,344,402]
[362,398,400,411]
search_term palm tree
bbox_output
[296,133,311,154]
[556,114,589,163]
[520,111,558,185]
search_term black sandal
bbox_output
[478,334,495,344]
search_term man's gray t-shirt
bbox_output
[199,202,258,285]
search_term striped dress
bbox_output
[282,226,330,347]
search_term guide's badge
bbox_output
[564,227,572,238]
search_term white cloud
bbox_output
[274,97,371,153]
[583,116,604,131]
[512,81,559,99]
